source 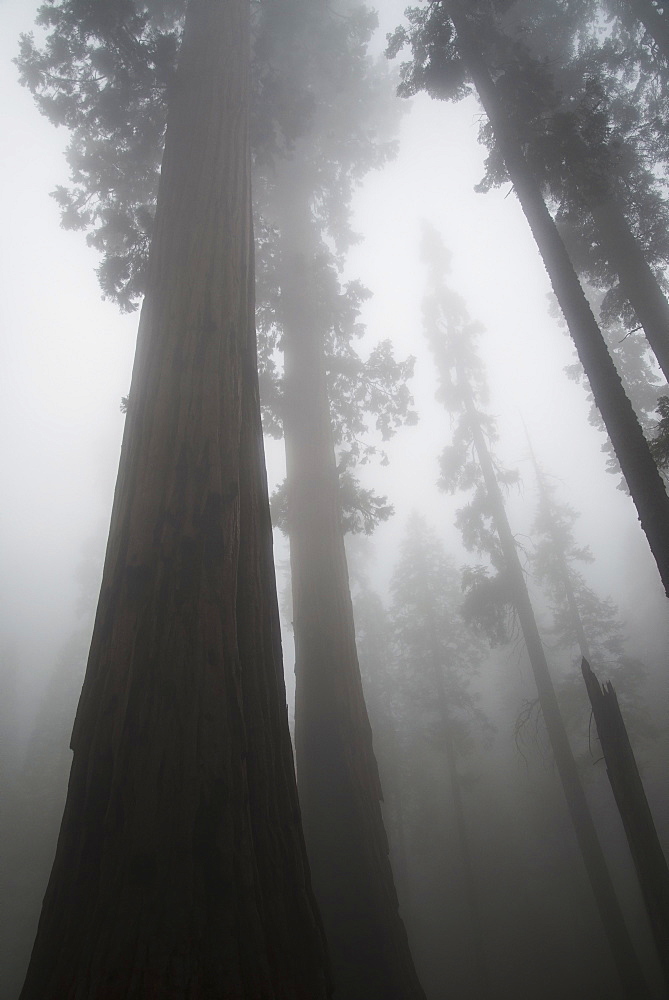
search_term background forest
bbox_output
[1,0,669,998]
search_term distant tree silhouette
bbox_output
[420,224,650,999]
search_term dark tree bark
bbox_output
[450,0,669,600]
[19,3,330,997]
[582,658,669,991]
[277,174,426,1000]
[459,375,651,999]
[427,627,490,1000]
[586,195,669,383]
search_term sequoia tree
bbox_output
[19,2,330,996]
[18,2,423,994]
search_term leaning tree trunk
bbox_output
[459,376,651,999]
[450,0,669,600]
[20,3,330,997]
[586,194,669,383]
[582,658,669,990]
[276,171,426,1000]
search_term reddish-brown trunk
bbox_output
[20,3,329,997]
[277,172,426,1000]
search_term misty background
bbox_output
[1,0,668,997]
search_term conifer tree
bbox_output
[388,0,669,599]
[419,224,651,999]
[473,12,669,385]
[389,515,492,1000]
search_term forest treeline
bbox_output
[2,0,669,998]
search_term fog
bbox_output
[1,0,668,998]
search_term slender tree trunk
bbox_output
[625,0,669,63]
[20,3,330,996]
[277,173,426,1000]
[450,0,669,600]
[460,378,651,999]
[582,658,669,991]
[587,194,669,382]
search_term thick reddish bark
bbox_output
[20,3,329,997]
[276,174,425,1000]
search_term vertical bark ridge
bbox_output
[20,2,330,997]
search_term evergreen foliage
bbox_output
[389,514,490,756]
[18,0,416,530]
[389,0,669,599]
[419,223,518,641]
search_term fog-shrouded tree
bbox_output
[529,452,651,755]
[18,2,332,996]
[472,11,669,386]
[480,0,669,487]
[256,7,425,993]
[582,657,669,990]
[419,223,651,999]
[388,0,669,600]
[388,514,492,1000]
[562,304,667,489]
[18,2,424,995]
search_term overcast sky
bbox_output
[1,0,666,735]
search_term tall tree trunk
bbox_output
[460,377,651,999]
[582,659,669,991]
[277,174,426,1000]
[450,0,669,600]
[20,3,330,997]
[586,194,669,383]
